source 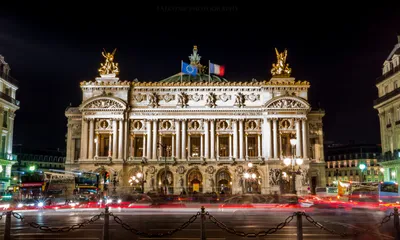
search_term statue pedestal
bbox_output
[96,76,119,83]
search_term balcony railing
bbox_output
[0,152,17,161]
[0,91,19,106]
[376,65,400,84]
[0,71,19,87]
[374,87,400,106]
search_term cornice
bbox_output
[131,80,310,88]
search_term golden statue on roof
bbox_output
[98,48,119,77]
[188,45,206,74]
[271,48,292,77]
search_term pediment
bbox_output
[79,96,127,111]
[264,96,310,110]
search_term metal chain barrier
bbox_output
[206,211,296,237]
[11,211,104,232]
[0,211,7,221]
[110,212,200,237]
[302,211,395,238]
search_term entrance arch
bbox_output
[216,168,232,194]
[187,168,203,193]
[157,169,174,195]
[93,166,116,194]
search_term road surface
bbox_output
[0,207,396,240]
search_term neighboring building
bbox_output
[374,36,400,182]
[0,55,19,192]
[325,143,382,186]
[65,46,326,196]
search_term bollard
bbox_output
[4,211,11,240]
[394,207,400,240]
[102,206,109,240]
[296,212,303,240]
[200,206,206,240]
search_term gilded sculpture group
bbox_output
[98,47,292,79]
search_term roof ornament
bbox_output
[271,48,292,77]
[188,45,206,73]
[98,48,119,78]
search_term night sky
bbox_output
[0,3,399,151]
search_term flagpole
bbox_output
[208,60,210,83]
[181,60,183,83]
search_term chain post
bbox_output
[4,211,11,240]
[296,212,303,240]
[201,206,206,240]
[394,207,400,240]
[102,206,110,240]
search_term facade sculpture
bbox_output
[98,48,119,77]
[65,46,326,196]
[271,48,292,77]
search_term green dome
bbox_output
[159,73,228,83]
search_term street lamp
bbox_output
[157,143,168,195]
[243,162,258,193]
[282,136,303,194]
[359,163,366,182]
[380,167,385,181]
[112,172,118,195]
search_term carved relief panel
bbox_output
[130,120,145,131]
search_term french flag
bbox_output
[209,62,225,76]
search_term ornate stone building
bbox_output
[325,143,382,186]
[0,55,19,192]
[65,47,326,195]
[374,36,400,182]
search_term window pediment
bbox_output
[79,96,126,111]
[264,96,310,110]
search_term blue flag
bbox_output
[181,61,197,76]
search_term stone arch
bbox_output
[79,95,127,111]
[263,95,310,111]
[186,167,203,193]
[156,168,174,194]
[216,167,232,194]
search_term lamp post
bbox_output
[140,160,146,194]
[112,172,118,195]
[282,137,303,194]
[359,163,366,182]
[157,143,168,195]
[243,162,257,193]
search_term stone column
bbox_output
[216,134,220,159]
[204,120,209,159]
[112,120,118,159]
[152,120,158,160]
[187,134,191,158]
[7,111,14,155]
[245,133,249,160]
[146,120,152,160]
[239,120,244,160]
[267,119,272,159]
[142,135,146,158]
[175,120,181,159]
[229,134,232,159]
[172,135,175,158]
[261,118,267,158]
[118,120,124,159]
[296,119,302,157]
[88,119,94,159]
[200,134,204,159]
[124,119,128,160]
[80,119,89,160]
[210,120,215,159]
[257,134,261,158]
[95,134,99,158]
[108,134,112,157]
[233,120,238,159]
[130,134,134,157]
[302,119,308,159]
[181,120,187,160]
[273,119,278,159]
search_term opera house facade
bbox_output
[65,46,326,195]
